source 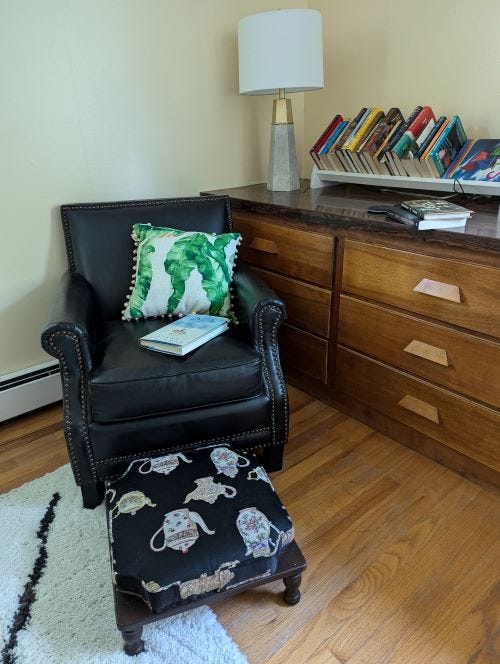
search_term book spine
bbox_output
[415,116,446,158]
[318,117,344,154]
[341,107,370,150]
[388,106,423,152]
[387,209,419,228]
[405,106,435,141]
[420,119,449,176]
[346,108,382,152]
[318,120,347,168]
[311,114,342,154]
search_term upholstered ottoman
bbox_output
[105,445,306,655]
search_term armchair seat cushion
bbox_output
[90,320,263,423]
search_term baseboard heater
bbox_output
[0,361,62,423]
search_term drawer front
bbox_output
[335,346,500,471]
[253,267,331,337]
[339,295,500,408]
[279,324,328,383]
[234,214,334,288]
[342,240,500,338]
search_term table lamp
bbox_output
[238,9,324,191]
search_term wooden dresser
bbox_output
[203,183,500,490]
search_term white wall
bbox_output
[304,0,500,174]
[0,0,305,375]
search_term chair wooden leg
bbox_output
[81,482,104,509]
[283,572,302,605]
[261,444,284,472]
[120,626,145,656]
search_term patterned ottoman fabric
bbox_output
[105,445,294,613]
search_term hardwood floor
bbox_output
[1,387,499,663]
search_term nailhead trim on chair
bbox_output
[61,196,233,272]
[44,330,97,484]
[256,303,288,446]
[96,426,271,466]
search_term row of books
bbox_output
[310,106,500,183]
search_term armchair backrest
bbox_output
[61,196,232,320]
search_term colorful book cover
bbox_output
[310,115,342,168]
[318,120,349,168]
[421,119,449,176]
[311,115,342,153]
[327,121,353,170]
[442,140,473,179]
[335,108,368,172]
[346,108,383,152]
[428,116,468,177]
[416,116,447,159]
[401,119,436,177]
[448,139,500,182]
[392,106,435,158]
[318,117,344,154]
[363,108,401,155]
[401,199,472,219]
[383,106,422,157]
[323,120,349,150]
[341,107,371,150]
[139,314,228,355]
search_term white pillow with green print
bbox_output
[122,223,241,321]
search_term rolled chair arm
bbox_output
[233,262,288,447]
[41,271,98,487]
[41,271,96,371]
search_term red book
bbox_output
[310,115,343,156]
[406,106,435,140]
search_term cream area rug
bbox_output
[0,464,247,664]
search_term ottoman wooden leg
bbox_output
[283,572,302,605]
[120,625,145,656]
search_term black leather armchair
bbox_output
[41,196,288,508]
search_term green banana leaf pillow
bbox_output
[122,223,241,321]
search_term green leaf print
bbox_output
[196,235,236,315]
[128,241,155,318]
[164,234,205,312]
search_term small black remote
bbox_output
[367,204,394,214]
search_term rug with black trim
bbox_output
[0,465,247,664]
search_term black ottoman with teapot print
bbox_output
[105,445,295,614]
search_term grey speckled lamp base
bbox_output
[267,123,300,191]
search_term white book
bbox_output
[139,314,228,356]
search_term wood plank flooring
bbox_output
[1,387,499,663]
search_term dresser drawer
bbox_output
[342,240,500,338]
[339,295,500,409]
[335,346,500,471]
[234,214,334,288]
[253,267,331,337]
[279,324,328,383]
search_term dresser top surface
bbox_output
[203,182,500,245]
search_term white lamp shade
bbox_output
[238,9,324,95]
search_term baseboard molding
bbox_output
[0,361,62,422]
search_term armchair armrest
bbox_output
[41,271,96,372]
[233,262,288,448]
[41,271,99,488]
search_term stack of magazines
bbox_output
[387,199,473,230]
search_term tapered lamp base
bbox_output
[267,123,300,192]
